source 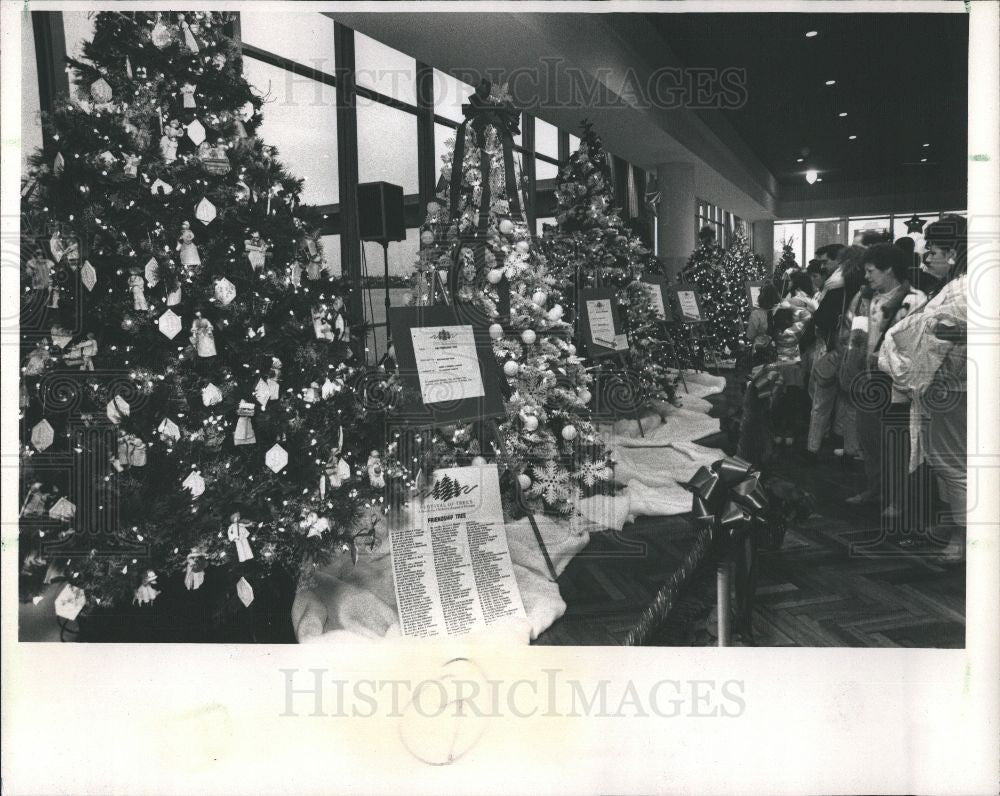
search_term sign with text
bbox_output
[389,465,526,638]
[389,305,507,422]
[579,287,628,359]
[669,283,705,324]
[641,278,673,322]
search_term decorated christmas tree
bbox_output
[720,223,768,348]
[681,227,730,355]
[541,121,678,408]
[773,236,798,284]
[409,83,612,515]
[18,12,387,623]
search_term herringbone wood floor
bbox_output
[650,378,965,648]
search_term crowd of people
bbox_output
[743,215,968,561]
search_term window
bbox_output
[354,31,417,105]
[240,12,335,72]
[21,19,42,174]
[62,11,95,61]
[356,100,419,194]
[774,221,803,266]
[805,218,845,262]
[569,133,581,153]
[433,68,474,122]
[320,234,342,276]
[243,59,339,205]
[434,123,458,182]
[848,216,891,245]
[534,118,559,181]
[891,213,936,255]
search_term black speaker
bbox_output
[357,181,405,242]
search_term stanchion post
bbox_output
[716,560,732,646]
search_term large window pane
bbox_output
[805,218,845,262]
[891,214,932,256]
[435,123,458,179]
[21,18,42,173]
[774,221,803,266]
[62,12,95,61]
[569,133,581,153]
[433,68,475,122]
[848,216,891,245]
[354,32,416,106]
[240,12,335,73]
[535,118,559,158]
[357,101,418,194]
[244,58,339,205]
[320,234,342,276]
[361,229,420,364]
[536,158,559,181]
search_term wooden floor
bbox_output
[651,375,966,648]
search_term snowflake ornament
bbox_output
[577,457,612,488]
[528,460,570,506]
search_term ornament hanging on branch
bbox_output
[195,197,216,225]
[245,231,268,271]
[128,268,148,311]
[184,548,207,591]
[180,81,197,109]
[177,221,200,266]
[160,118,183,162]
[233,400,256,446]
[189,313,217,357]
[227,512,254,561]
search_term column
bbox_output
[655,162,696,281]
[752,220,775,272]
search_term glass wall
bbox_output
[776,211,966,264]
[698,199,751,250]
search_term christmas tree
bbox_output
[409,83,612,515]
[541,121,678,409]
[681,227,730,355]
[19,12,387,624]
[720,223,768,350]
[773,236,798,284]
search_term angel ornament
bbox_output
[245,231,268,271]
[367,450,385,489]
[227,512,254,562]
[180,81,197,109]
[320,426,352,498]
[300,511,331,539]
[177,221,201,266]
[189,313,217,358]
[128,268,148,311]
[300,227,325,280]
[160,118,183,162]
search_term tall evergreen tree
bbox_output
[19,12,386,621]
[541,121,678,408]
[409,86,612,515]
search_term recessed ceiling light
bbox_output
[825,79,836,86]
[805,30,818,38]
[796,158,804,163]
[839,112,848,117]
[849,135,858,140]
[920,158,928,163]
[816,177,823,182]
[922,143,930,147]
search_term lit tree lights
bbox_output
[19,12,389,621]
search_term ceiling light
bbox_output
[838,112,848,117]
[805,169,818,184]
[849,135,857,140]
[922,143,930,147]
[816,177,823,182]
[825,79,836,86]
[920,158,928,163]
[796,158,804,163]
[805,30,818,38]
